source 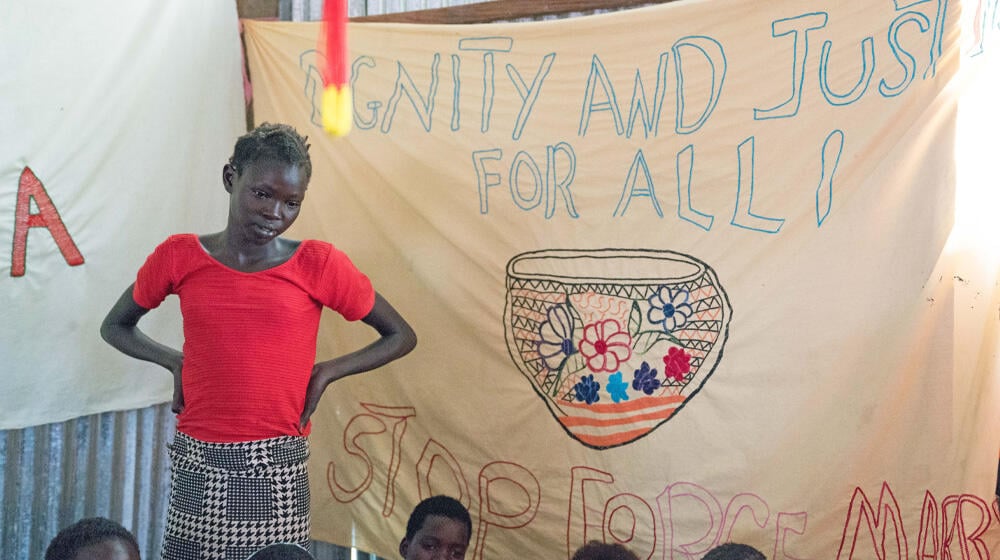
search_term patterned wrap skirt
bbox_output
[162,432,311,560]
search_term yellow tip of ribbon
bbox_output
[322,84,352,137]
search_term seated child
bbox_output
[245,543,314,559]
[399,495,472,560]
[703,542,767,560]
[571,540,640,560]
[45,516,141,560]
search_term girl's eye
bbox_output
[287,201,301,209]
[253,190,269,199]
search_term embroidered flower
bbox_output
[662,346,692,383]
[607,372,630,403]
[536,304,576,369]
[574,374,601,405]
[647,286,693,334]
[578,319,632,373]
[632,361,661,395]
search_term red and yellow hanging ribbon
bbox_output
[321,0,351,136]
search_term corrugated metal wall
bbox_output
[281,0,483,20]
[281,0,608,21]
[1,404,176,559]
[1,2,622,559]
[0,404,369,559]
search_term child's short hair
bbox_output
[246,543,315,560]
[703,542,767,560]
[45,516,140,560]
[571,540,640,560]
[229,122,312,181]
[405,495,473,543]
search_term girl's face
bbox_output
[224,159,308,245]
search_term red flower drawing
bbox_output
[578,319,632,373]
[662,346,692,382]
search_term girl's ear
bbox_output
[399,538,409,558]
[222,164,237,193]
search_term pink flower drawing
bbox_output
[578,319,632,373]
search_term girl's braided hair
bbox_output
[229,122,312,181]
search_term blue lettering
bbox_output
[381,55,441,133]
[673,36,727,134]
[614,149,663,217]
[754,13,829,120]
[731,137,785,233]
[579,55,624,136]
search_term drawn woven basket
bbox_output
[504,249,731,449]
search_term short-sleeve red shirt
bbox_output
[133,234,375,442]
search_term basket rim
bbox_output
[506,248,708,285]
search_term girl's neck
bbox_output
[199,231,297,273]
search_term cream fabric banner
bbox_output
[244,1,1000,558]
[0,1,246,428]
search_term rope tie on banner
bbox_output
[321,0,351,136]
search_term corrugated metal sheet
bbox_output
[282,0,604,21]
[0,404,175,559]
[0,404,378,559]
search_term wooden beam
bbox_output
[236,0,280,19]
[350,0,677,24]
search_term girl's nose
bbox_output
[262,200,282,219]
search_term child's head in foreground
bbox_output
[45,516,141,560]
[245,543,315,560]
[571,540,640,560]
[702,542,767,560]
[399,495,472,560]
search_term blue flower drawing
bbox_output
[607,372,630,403]
[632,361,661,395]
[537,304,576,369]
[574,374,601,405]
[647,286,693,334]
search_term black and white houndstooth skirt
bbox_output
[161,432,311,560]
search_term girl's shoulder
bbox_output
[292,238,333,262]
[164,232,200,246]
[290,239,365,275]
[147,233,201,256]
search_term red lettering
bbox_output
[658,482,724,558]
[773,512,807,560]
[12,167,83,277]
[941,494,990,560]
[416,438,471,505]
[918,491,941,559]
[722,494,770,543]
[604,493,656,559]
[836,482,908,560]
[326,403,415,514]
[568,466,616,556]
[472,461,540,560]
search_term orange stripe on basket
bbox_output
[559,406,677,428]
[575,427,657,448]
[561,394,686,414]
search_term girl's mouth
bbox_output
[253,223,277,237]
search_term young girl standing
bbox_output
[101,123,416,559]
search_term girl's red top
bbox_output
[133,234,375,442]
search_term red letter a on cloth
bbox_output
[11,166,84,277]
